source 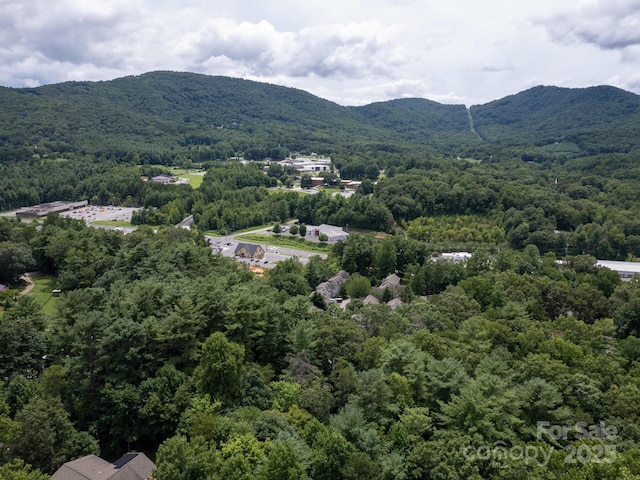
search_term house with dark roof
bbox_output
[234,242,265,259]
[372,273,403,299]
[50,452,155,480]
[311,270,350,305]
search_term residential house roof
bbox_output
[386,298,404,310]
[0,284,7,292]
[380,274,401,290]
[363,294,380,305]
[50,453,155,480]
[234,242,263,257]
[312,270,350,304]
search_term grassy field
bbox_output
[151,166,206,188]
[178,172,205,188]
[90,220,132,227]
[235,233,331,254]
[204,224,278,237]
[27,273,58,314]
[167,167,206,188]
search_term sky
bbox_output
[1,0,640,106]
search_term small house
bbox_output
[387,298,404,310]
[234,242,265,259]
[380,273,401,290]
[51,452,155,480]
[312,270,350,305]
[363,294,380,305]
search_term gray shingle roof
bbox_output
[234,242,262,257]
[51,453,155,480]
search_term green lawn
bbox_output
[205,224,277,237]
[89,220,133,227]
[235,233,331,254]
[150,166,206,188]
[27,274,58,314]
[178,172,205,189]
[169,167,206,188]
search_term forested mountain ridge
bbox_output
[471,85,640,154]
[1,71,640,163]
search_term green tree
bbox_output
[258,439,310,480]
[438,372,521,444]
[0,316,47,379]
[0,242,35,284]
[300,176,313,189]
[304,255,336,289]
[11,396,99,474]
[0,460,50,480]
[194,332,245,405]
[219,433,265,480]
[299,225,307,237]
[0,381,20,463]
[375,237,397,278]
[345,274,371,299]
[310,428,355,480]
[154,435,219,480]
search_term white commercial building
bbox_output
[596,260,640,281]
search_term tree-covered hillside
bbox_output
[471,85,640,154]
[0,71,434,164]
[353,98,480,154]
[2,72,640,164]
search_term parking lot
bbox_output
[62,205,139,223]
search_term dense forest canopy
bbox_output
[3,72,640,479]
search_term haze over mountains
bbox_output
[1,71,639,163]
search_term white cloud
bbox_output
[173,19,405,80]
[541,0,640,52]
[0,0,638,105]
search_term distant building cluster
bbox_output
[279,154,332,173]
[436,252,472,263]
[149,175,190,185]
[16,200,88,218]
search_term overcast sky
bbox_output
[1,0,639,106]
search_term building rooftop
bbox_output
[51,453,155,480]
[234,242,263,257]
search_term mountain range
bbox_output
[1,71,639,163]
